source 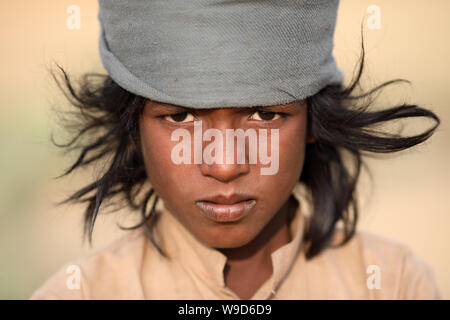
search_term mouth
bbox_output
[195,193,256,223]
[195,200,256,223]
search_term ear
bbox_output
[303,100,316,144]
[306,136,317,144]
[130,130,142,153]
[305,127,317,144]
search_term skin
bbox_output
[139,99,310,299]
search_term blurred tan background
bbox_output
[0,0,449,299]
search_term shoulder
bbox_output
[316,228,441,299]
[29,227,148,300]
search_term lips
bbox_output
[195,193,256,222]
[199,193,254,205]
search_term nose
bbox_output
[199,127,251,182]
[197,112,251,182]
[200,161,250,183]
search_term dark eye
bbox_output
[249,111,281,121]
[164,112,196,123]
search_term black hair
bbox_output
[49,34,440,260]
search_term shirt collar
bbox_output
[154,182,312,296]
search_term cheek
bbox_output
[278,118,307,180]
[252,118,307,216]
[139,120,186,195]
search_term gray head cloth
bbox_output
[98,0,343,109]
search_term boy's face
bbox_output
[138,100,308,248]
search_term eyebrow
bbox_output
[260,104,295,111]
[148,101,301,112]
[148,103,189,112]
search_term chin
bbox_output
[197,224,258,249]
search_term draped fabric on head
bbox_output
[98,0,343,109]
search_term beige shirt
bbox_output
[30,184,441,300]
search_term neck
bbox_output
[218,196,298,299]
